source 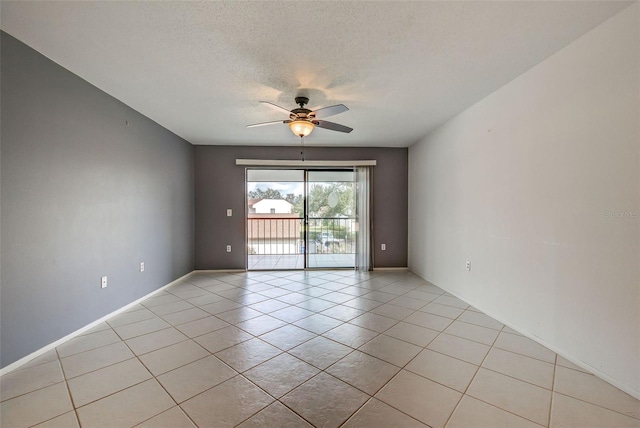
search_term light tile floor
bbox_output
[1,270,639,427]
[248,254,355,270]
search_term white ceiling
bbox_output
[0,1,633,147]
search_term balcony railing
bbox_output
[247,217,356,256]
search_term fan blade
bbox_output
[260,101,292,115]
[246,120,290,128]
[312,104,348,119]
[314,120,353,133]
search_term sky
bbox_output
[247,181,303,196]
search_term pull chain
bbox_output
[300,136,305,161]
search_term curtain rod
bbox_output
[235,159,377,167]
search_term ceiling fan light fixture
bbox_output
[289,119,314,137]
[248,98,351,136]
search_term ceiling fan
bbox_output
[247,96,353,137]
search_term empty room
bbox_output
[1,1,639,427]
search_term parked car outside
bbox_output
[318,232,340,245]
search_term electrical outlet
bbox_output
[466,261,471,271]
[101,276,107,288]
[227,209,232,217]
[226,245,232,253]
[140,262,145,272]
[381,244,386,251]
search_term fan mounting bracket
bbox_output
[294,96,310,108]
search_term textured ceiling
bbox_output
[0,1,633,147]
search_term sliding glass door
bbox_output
[246,169,356,270]
[246,169,304,270]
[306,171,356,268]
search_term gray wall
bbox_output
[0,32,195,368]
[194,145,408,270]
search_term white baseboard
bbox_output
[196,269,247,273]
[373,267,409,271]
[413,273,640,401]
[481,308,640,401]
[0,271,193,377]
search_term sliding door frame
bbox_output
[245,166,368,271]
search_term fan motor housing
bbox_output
[291,108,312,118]
[291,97,316,120]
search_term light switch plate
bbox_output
[227,209,232,217]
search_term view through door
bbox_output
[246,169,356,270]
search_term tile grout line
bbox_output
[60,348,82,428]
[101,314,199,426]
[552,389,640,422]
[232,272,405,427]
[477,364,554,394]
[548,353,558,427]
[171,273,352,425]
[1,272,351,426]
[426,304,482,428]
[132,319,238,427]
[16,317,264,423]
[170,273,352,425]
[206,271,640,424]
[332,292,461,427]
[82,334,170,416]
[447,323,551,427]
[338,395,380,427]
[441,310,513,428]
[7,270,633,427]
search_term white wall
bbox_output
[408,4,639,397]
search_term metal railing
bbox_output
[247,217,302,255]
[247,217,356,255]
